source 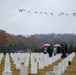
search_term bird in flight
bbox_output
[34,11,38,14]
[50,13,53,16]
[27,11,31,13]
[40,12,43,14]
[22,8,25,11]
[44,12,47,15]
[65,13,68,16]
[60,12,64,15]
[59,14,61,16]
[19,9,22,12]
[73,13,76,16]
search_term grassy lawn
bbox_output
[0,55,76,75]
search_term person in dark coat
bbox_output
[57,46,61,53]
[64,44,67,57]
[61,44,67,58]
[47,46,53,57]
[65,44,67,53]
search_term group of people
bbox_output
[43,44,67,58]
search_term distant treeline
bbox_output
[0,29,76,53]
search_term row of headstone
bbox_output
[10,53,30,69]
[0,53,4,64]
[59,52,75,74]
[30,53,61,74]
[20,53,62,75]
[2,53,12,75]
[46,52,75,75]
[10,53,61,75]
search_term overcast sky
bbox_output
[0,0,76,35]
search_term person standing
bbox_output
[64,44,67,57]
[47,46,53,57]
[61,44,67,58]
[53,47,57,55]
[43,47,47,54]
[57,46,61,53]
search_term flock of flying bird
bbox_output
[18,8,76,17]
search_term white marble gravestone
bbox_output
[38,61,44,69]
[4,62,11,71]
[0,53,4,64]
[24,57,29,67]
[16,60,21,69]
[31,62,37,74]
[53,66,61,75]
[46,71,56,75]
[20,65,28,75]
[2,71,12,75]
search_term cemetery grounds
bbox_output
[0,53,76,75]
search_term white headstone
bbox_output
[24,57,29,67]
[16,60,21,69]
[31,62,37,74]
[38,61,44,69]
[46,71,56,75]
[20,66,28,75]
[4,62,11,71]
[44,57,48,66]
[2,71,12,75]
[53,66,61,75]
[48,57,52,65]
